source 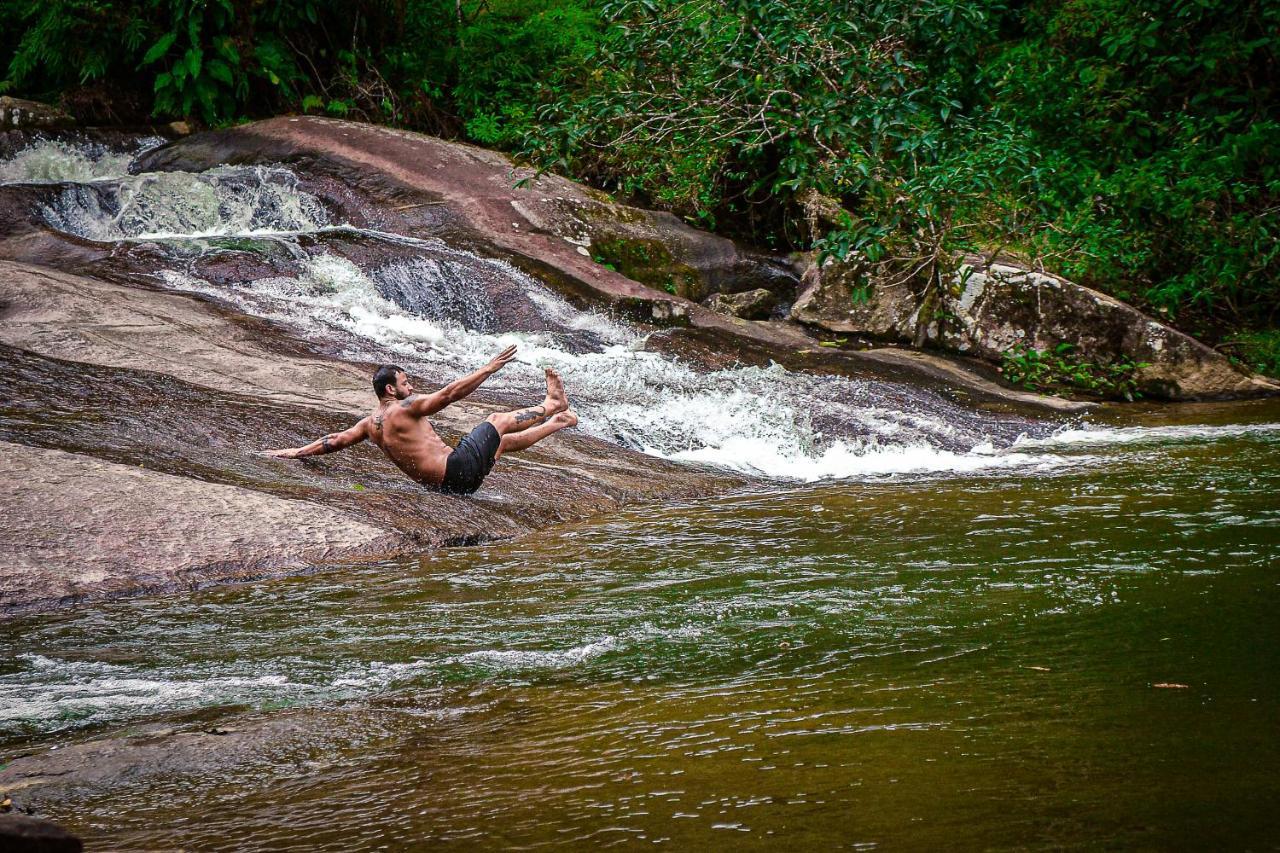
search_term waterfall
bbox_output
[17,136,1268,481]
[0,135,164,185]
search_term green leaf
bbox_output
[142,33,177,66]
[208,59,233,85]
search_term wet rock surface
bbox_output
[703,288,778,320]
[0,438,391,613]
[792,255,1279,400]
[0,707,385,816]
[0,260,743,613]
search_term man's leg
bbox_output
[485,368,569,436]
[496,410,577,459]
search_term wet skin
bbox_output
[264,346,576,487]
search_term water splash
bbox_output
[0,135,164,185]
[40,165,330,241]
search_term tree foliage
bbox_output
[1,0,1276,350]
[0,0,599,132]
[527,0,1279,340]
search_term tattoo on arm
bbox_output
[321,435,335,452]
[399,394,420,408]
[514,406,546,425]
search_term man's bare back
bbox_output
[265,346,577,494]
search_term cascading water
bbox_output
[40,165,330,242]
[155,250,1068,478]
[0,135,164,185]
[12,137,1278,480]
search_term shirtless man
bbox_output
[264,346,577,494]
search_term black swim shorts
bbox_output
[439,422,501,495]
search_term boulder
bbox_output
[792,253,920,342]
[703,287,777,320]
[133,117,798,315]
[792,254,1279,400]
[0,97,73,130]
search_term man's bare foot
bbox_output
[550,409,578,429]
[543,368,570,415]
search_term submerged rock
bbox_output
[792,255,1279,400]
[0,813,82,853]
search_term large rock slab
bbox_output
[0,441,391,611]
[0,260,373,414]
[792,255,1279,400]
[0,261,744,612]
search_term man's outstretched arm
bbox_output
[407,345,517,416]
[263,418,370,459]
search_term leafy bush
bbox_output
[453,0,600,146]
[1000,343,1149,400]
[526,0,1278,344]
[992,0,1280,332]
[1,0,599,131]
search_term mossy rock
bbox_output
[591,235,702,300]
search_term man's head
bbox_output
[373,364,414,400]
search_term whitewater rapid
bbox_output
[9,137,1280,480]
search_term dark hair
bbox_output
[373,364,404,398]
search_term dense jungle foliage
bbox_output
[2,0,1277,371]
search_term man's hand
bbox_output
[260,448,301,459]
[485,345,517,375]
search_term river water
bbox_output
[2,136,1279,849]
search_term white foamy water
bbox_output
[453,637,620,671]
[40,165,330,241]
[1014,422,1280,448]
[0,655,310,731]
[24,146,1274,481]
[158,253,1070,480]
[0,136,164,184]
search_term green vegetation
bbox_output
[1,0,1276,365]
[0,0,600,133]
[1000,343,1149,400]
[529,0,1278,360]
[1222,330,1280,377]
